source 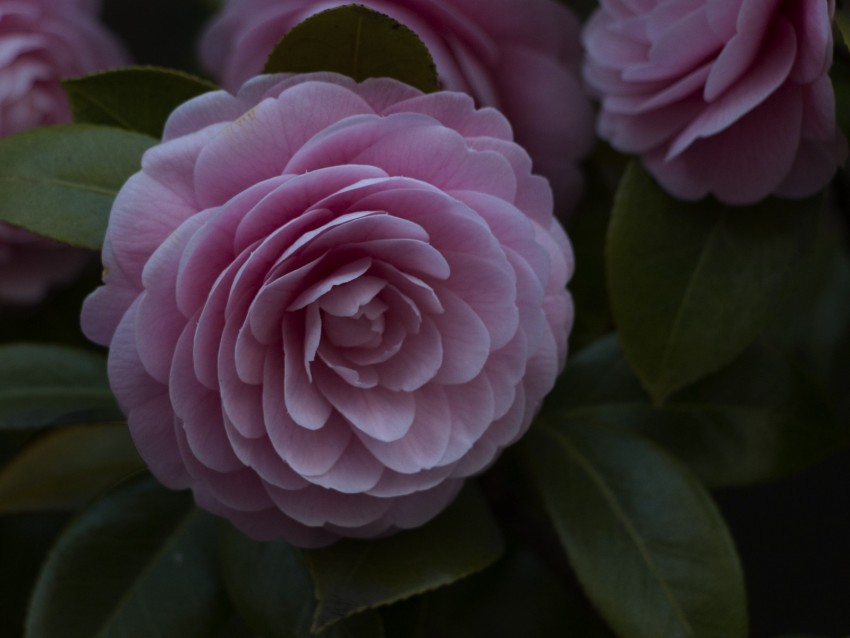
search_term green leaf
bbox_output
[219,525,383,638]
[522,420,747,638]
[412,546,614,638]
[549,335,848,487]
[25,475,229,638]
[0,424,143,513]
[0,343,119,429]
[0,124,155,249]
[833,59,850,139]
[306,484,504,632]
[837,7,850,49]
[63,66,217,139]
[263,4,439,93]
[607,162,820,403]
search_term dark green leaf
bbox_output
[0,424,143,513]
[0,343,119,429]
[522,421,747,638]
[0,124,155,249]
[833,60,850,139]
[25,475,229,638]
[264,5,439,93]
[219,524,383,638]
[837,7,850,48]
[414,546,614,638]
[219,525,314,638]
[306,484,504,632]
[766,227,850,423]
[63,66,217,138]
[607,162,820,403]
[550,335,848,487]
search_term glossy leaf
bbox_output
[523,420,747,638]
[264,5,438,93]
[63,66,217,139]
[306,484,504,632]
[25,475,229,638]
[0,343,119,429]
[607,162,820,403]
[0,124,155,249]
[548,335,848,487]
[219,524,383,638]
[0,424,143,513]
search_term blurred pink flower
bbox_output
[583,0,848,204]
[0,0,126,136]
[0,0,127,304]
[81,73,574,547]
[199,0,594,213]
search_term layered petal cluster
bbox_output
[583,0,848,204]
[0,0,127,304]
[81,73,574,547]
[199,0,594,212]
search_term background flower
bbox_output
[583,0,848,204]
[0,0,127,305]
[0,0,126,136]
[199,0,594,213]
[81,72,574,547]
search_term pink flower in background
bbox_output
[0,0,126,136]
[0,0,127,304]
[81,73,574,547]
[583,0,848,205]
[199,0,594,213]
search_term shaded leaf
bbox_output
[549,335,848,487]
[264,5,438,93]
[837,7,850,49]
[834,60,850,138]
[607,162,820,403]
[522,420,747,638]
[0,124,155,249]
[414,546,614,638]
[306,484,504,632]
[0,343,119,429]
[63,66,217,138]
[25,475,229,638]
[0,424,143,513]
[218,524,383,638]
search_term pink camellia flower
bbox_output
[81,73,574,547]
[583,0,848,205]
[199,0,594,213]
[0,0,127,304]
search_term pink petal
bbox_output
[314,364,415,442]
